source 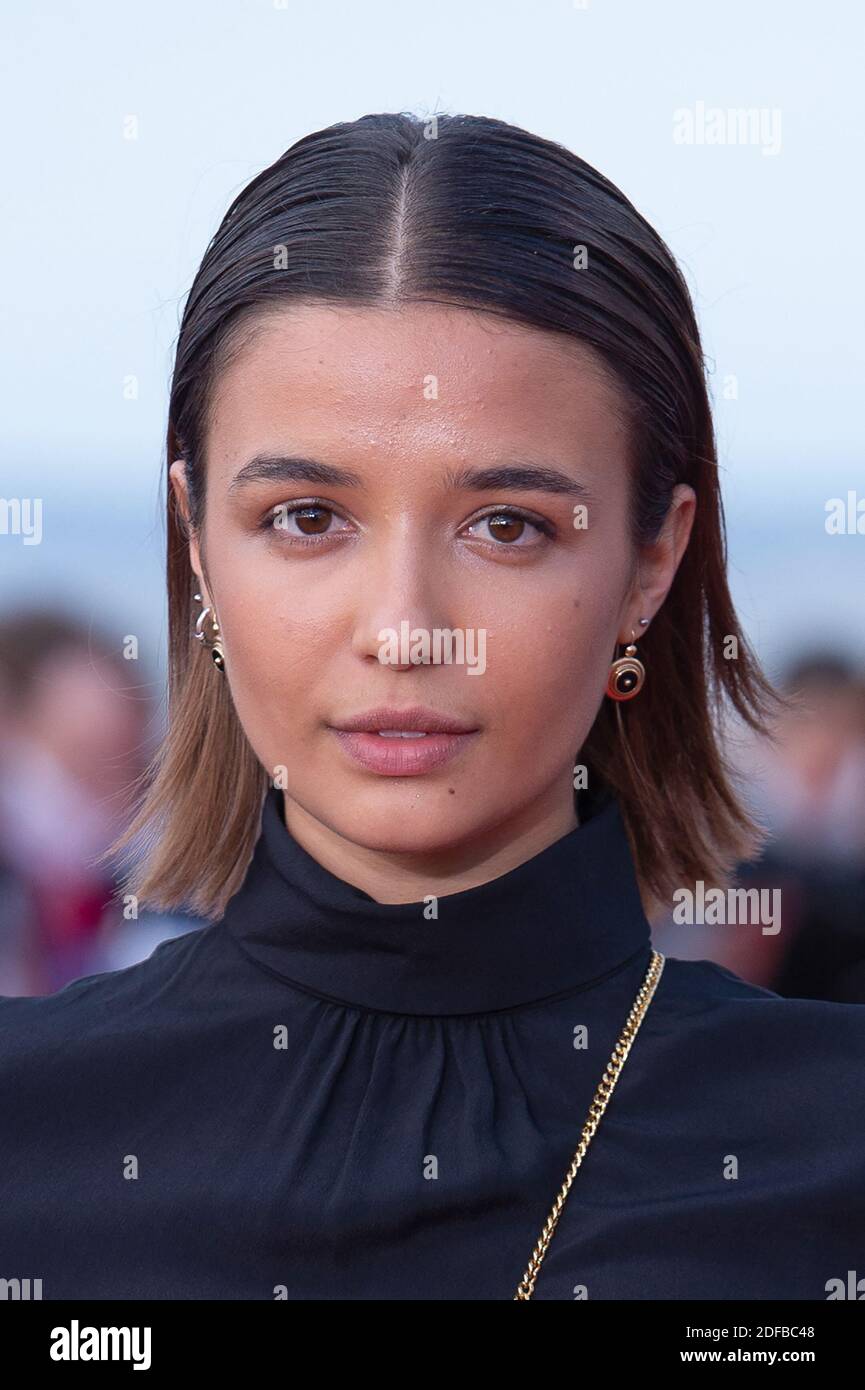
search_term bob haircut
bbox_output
[102,111,785,921]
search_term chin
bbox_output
[324,789,493,855]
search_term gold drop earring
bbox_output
[606,618,648,701]
[193,591,225,672]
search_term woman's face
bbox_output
[171,302,694,869]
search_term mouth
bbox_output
[327,706,480,776]
[372,730,431,738]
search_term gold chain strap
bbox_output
[513,948,665,1299]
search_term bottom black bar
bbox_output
[1,1297,861,1374]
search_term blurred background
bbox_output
[1,0,862,998]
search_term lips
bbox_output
[331,730,479,775]
[330,706,479,736]
[328,707,480,776]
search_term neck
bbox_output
[221,778,651,1015]
[280,785,580,906]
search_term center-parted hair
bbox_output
[103,111,784,919]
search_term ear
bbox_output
[618,484,696,642]
[169,459,209,604]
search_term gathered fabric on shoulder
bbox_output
[0,782,863,1300]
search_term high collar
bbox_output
[221,783,652,1016]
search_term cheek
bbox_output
[212,520,350,642]
[473,527,633,779]
[219,601,336,746]
[489,583,618,735]
[204,538,340,753]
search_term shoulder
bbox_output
[656,951,865,1018]
[0,923,223,1058]
[646,952,865,1094]
[618,955,865,1202]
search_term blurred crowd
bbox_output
[0,610,199,996]
[0,606,863,1001]
[652,652,865,1001]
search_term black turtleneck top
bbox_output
[1,783,863,1301]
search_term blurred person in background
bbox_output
[749,653,865,866]
[747,653,865,1002]
[653,651,865,1000]
[0,609,198,994]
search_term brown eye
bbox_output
[465,510,551,546]
[272,503,334,536]
[486,513,526,543]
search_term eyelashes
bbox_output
[258,500,557,549]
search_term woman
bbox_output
[1,111,862,1302]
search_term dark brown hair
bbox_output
[101,110,785,920]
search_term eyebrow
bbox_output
[227,452,593,500]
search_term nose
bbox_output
[349,519,449,670]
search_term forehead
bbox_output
[205,301,630,479]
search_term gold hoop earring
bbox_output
[606,626,645,701]
[193,592,225,673]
